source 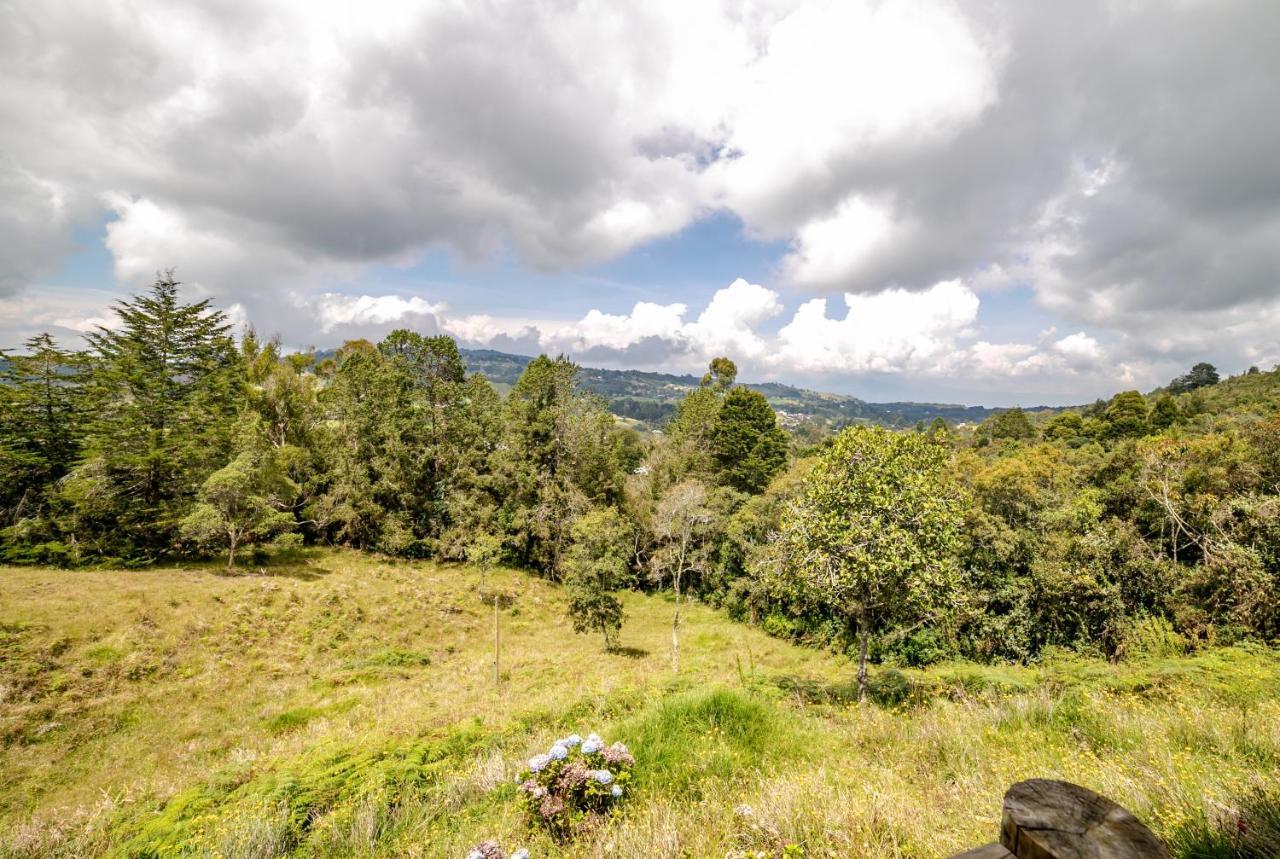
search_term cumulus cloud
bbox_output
[776,281,978,374]
[426,277,1132,401]
[310,293,446,334]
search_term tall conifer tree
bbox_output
[72,273,239,554]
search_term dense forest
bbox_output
[2,276,1277,686]
[453,347,1005,429]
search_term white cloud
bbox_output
[426,276,1132,399]
[550,302,689,352]
[0,0,1002,296]
[0,285,127,345]
[775,280,979,373]
[708,0,999,236]
[309,293,446,333]
[1053,331,1103,364]
[682,278,782,360]
[448,278,782,366]
[780,196,898,289]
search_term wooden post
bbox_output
[493,593,500,686]
[948,780,1169,859]
[999,780,1169,859]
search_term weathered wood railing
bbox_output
[951,779,1169,858]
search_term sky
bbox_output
[2,0,1279,406]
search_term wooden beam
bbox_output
[1000,779,1170,859]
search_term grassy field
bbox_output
[1,549,1277,858]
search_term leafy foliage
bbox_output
[1168,361,1220,394]
[771,426,964,700]
[180,417,297,569]
[69,274,240,559]
[563,508,632,648]
[2,275,1278,689]
[709,387,789,493]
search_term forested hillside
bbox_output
[3,276,1280,857]
[2,275,1278,673]
[446,347,1002,429]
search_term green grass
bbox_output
[1,549,1277,857]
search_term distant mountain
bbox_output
[457,348,1001,429]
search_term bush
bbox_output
[515,731,633,841]
[867,668,912,706]
[1120,615,1188,659]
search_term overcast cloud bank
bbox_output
[2,0,1278,403]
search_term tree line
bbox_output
[2,276,1276,694]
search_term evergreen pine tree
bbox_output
[708,387,789,494]
[70,273,239,555]
[0,333,88,530]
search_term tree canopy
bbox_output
[774,426,964,700]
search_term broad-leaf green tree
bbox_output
[501,355,623,577]
[563,508,632,649]
[180,417,296,569]
[977,406,1037,444]
[1104,390,1150,438]
[775,426,964,702]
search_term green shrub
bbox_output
[515,731,633,841]
[1121,615,1188,659]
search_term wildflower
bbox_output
[519,779,547,798]
[557,760,588,790]
[539,793,565,818]
[560,733,582,747]
[581,733,604,754]
[511,851,531,859]
[467,842,503,859]
[611,785,623,798]
[590,769,614,785]
[548,743,568,760]
[602,742,634,767]
[735,803,754,817]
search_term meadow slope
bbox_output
[1,550,1277,857]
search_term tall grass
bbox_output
[1,550,1276,857]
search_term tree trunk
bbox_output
[672,570,681,673]
[857,608,869,705]
[227,533,237,571]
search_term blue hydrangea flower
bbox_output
[466,851,483,859]
[561,734,582,747]
[581,733,604,754]
[611,784,623,798]
[548,743,568,760]
[591,769,614,784]
[527,753,551,772]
